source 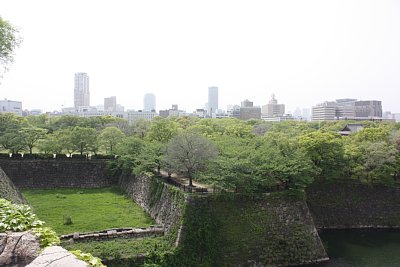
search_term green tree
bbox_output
[132,119,151,139]
[99,127,125,154]
[0,16,21,71]
[164,131,218,187]
[133,141,164,176]
[0,129,25,153]
[70,126,98,155]
[38,132,64,154]
[299,131,345,179]
[19,127,47,154]
[147,118,178,143]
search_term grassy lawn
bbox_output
[62,236,172,262]
[22,187,154,235]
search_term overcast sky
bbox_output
[1,0,399,113]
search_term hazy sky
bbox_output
[1,0,399,113]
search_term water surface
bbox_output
[310,230,400,267]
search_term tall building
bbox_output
[144,93,156,112]
[104,96,117,112]
[261,94,285,117]
[208,86,218,116]
[74,72,90,108]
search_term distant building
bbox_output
[74,72,90,109]
[227,105,241,119]
[261,94,285,118]
[208,87,218,116]
[355,100,382,118]
[158,104,185,118]
[104,96,117,112]
[144,93,156,112]
[239,99,261,120]
[338,124,364,136]
[0,99,22,115]
[311,101,337,121]
[311,99,383,121]
[392,113,400,122]
[127,110,158,124]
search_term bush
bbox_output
[63,215,73,225]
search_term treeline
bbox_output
[1,113,400,192]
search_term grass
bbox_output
[21,187,154,235]
[62,237,172,261]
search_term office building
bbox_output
[74,72,90,108]
[0,99,22,115]
[104,96,117,112]
[208,87,218,116]
[144,93,156,112]
[127,110,158,124]
[239,99,261,120]
[312,99,383,121]
[355,100,382,118]
[262,94,285,117]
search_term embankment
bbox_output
[306,180,400,229]
[0,159,115,189]
[0,167,26,204]
[120,174,328,266]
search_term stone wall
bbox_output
[306,180,400,229]
[60,226,164,242]
[119,175,186,234]
[0,159,116,189]
[176,193,328,267]
[0,167,27,204]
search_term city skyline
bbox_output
[1,1,399,113]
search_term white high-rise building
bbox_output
[74,72,90,109]
[144,93,156,111]
[208,86,218,116]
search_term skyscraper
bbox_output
[144,93,156,111]
[208,86,218,115]
[74,72,90,108]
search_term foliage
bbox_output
[63,237,173,266]
[70,126,98,155]
[22,187,154,235]
[0,198,60,249]
[0,198,44,232]
[299,131,345,179]
[147,117,178,143]
[19,126,47,154]
[164,131,218,186]
[32,227,60,247]
[0,16,21,69]
[71,250,106,267]
[99,126,125,154]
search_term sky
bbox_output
[1,0,400,113]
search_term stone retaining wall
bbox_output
[119,175,186,234]
[306,180,400,229]
[0,167,27,204]
[60,226,164,242]
[0,159,116,189]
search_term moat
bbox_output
[311,229,400,267]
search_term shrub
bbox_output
[0,198,44,232]
[63,215,73,225]
[71,250,106,267]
